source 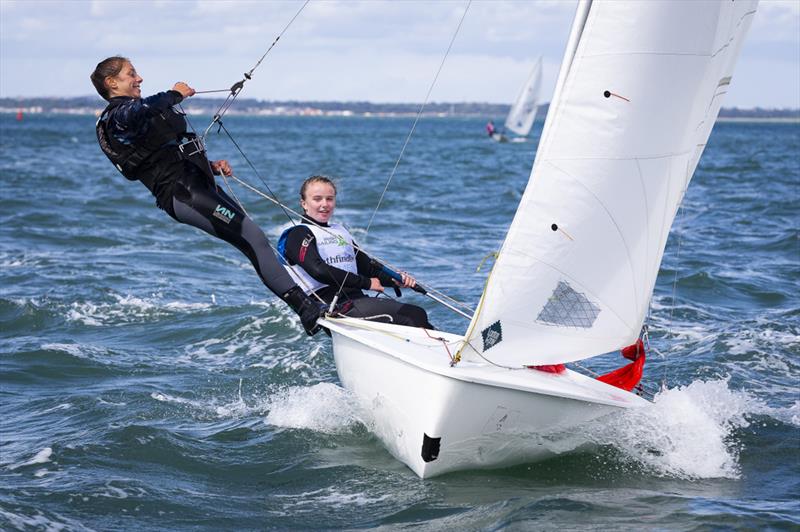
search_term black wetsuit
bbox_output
[281,221,433,329]
[96,91,297,298]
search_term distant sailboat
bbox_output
[492,56,542,143]
[322,0,758,477]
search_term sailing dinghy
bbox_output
[492,56,543,143]
[321,0,758,478]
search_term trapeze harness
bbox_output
[278,221,433,329]
[95,92,297,298]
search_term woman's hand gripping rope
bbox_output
[211,160,233,177]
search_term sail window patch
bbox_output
[481,321,503,351]
[537,281,601,328]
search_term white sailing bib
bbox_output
[285,222,358,295]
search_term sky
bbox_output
[1,0,798,108]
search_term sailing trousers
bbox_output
[341,295,433,329]
[313,287,433,329]
[169,167,296,298]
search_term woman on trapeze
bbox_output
[278,176,433,329]
[90,56,324,335]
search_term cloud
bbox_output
[1,0,797,108]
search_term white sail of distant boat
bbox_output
[502,56,543,139]
[321,0,759,478]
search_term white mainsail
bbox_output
[504,56,543,137]
[460,0,758,366]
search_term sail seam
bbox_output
[711,9,757,58]
[583,51,715,58]
[548,160,641,326]
[635,158,650,325]
[547,150,693,162]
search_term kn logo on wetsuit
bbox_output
[212,204,236,224]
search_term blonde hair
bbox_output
[300,175,337,200]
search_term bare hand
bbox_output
[211,159,233,176]
[172,82,195,99]
[369,278,385,293]
[395,272,416,289]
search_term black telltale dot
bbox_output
[603,90,611,98]
[551,224,558,231]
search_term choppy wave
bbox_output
[66,292,215,326]
[2,115,797,529]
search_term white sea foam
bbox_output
[66,292,213,326]
[150,390,253,419]
[723,326,800,358]
[0,257,26,267]
[599,379,763,479]
[178,302,307,366]
[788,400,800,427]
[0,250,54,268]
[265,383,365,434]
[0,508,96,532]
[40,403,72,414]
[8,447,53,471]
[41,342,111,361]
[273,486,390,511]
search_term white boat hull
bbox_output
[321,317,649,478]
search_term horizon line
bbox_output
[1,95,798,112]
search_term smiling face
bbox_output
[106,61,143,99]
[300,181,337,224]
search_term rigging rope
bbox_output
[325,0,473,312]
[225,173,474,318]
[201,0,310,140]
[662,201,686,391]
[364,0,472,237]
[183,1,474,320]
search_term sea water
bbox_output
[1,114,798,530]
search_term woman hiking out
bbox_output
[91,56,322,335]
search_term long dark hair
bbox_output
[90,56,129,101]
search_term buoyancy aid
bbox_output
[277,222,359,295]
[95,98,194,181]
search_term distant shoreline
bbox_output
[2,109,798,124]
[1,96,798,121]
[715,117,800,124]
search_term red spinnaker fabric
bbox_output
[596,339,646,391]
[526,364,566,374]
